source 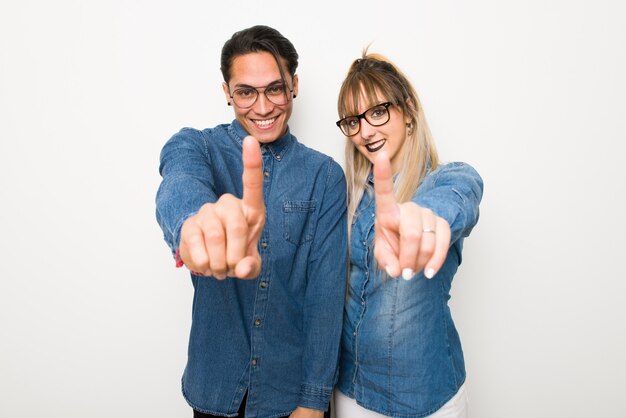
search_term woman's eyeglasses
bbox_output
[336,102,393,137]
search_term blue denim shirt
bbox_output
[337,163,483,418]
[156,120,348,417]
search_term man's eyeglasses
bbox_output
[228,82,294,108]
[336,102,393,137]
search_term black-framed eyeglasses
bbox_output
[228,81,294,108]
[335,102,393,137]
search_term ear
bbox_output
[292,74,299,99]
[222,82,231,105]
[404,97,416,124]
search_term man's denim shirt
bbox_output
[337,163,483,418]
[156,120,348,417]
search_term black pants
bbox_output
[193,394,331,418]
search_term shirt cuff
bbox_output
[298,384,332,411]
[174,248,184,268]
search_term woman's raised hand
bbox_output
[373,152,451,280]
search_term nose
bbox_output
[359,118,376,141]
[254,91,273,115]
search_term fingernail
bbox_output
[425,268,435,279]
[385,265,394,277]
[402,268,414,281]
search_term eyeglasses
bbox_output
[336,102,393,137]
[228,82,294,108]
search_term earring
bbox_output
[406,122,414,135]
[293,94,297,98]
[227,102,232,106]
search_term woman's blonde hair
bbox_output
[338,50,439,228]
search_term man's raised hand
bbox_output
[179,136,266,279]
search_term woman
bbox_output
[333,52,483,417]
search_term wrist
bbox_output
[291,406,324,418]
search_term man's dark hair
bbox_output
[220,25,299,86]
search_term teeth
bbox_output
[365,139,386,152]
[254,118,275,126]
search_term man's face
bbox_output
[223,51,298,144]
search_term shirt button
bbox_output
[264,171,269,177]
[255,319,261,326]
[251,358,257,366]
[261,242,268,249]
[260,281,267,289]
[276,155,281,160]
[353,332,357,336]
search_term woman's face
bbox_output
[348,91,411,172]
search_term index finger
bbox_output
[373,151,399,219]
[242,136,264,212]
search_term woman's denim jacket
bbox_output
[156,120,348,417]
[337,162,483,417]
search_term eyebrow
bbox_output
[232,79,285,89]
[345,102,389,117]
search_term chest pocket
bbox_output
[283,200,316,246]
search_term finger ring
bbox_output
[422,228,436,234]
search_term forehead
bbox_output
[230,51,287,86]
[346,87,387,115]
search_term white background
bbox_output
[1,1,625,417]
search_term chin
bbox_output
[256,127,286,143]
[253,128,279,142]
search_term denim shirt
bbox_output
[337,163,483,418]
[156,120,348,417]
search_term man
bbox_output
[156,25,347,418]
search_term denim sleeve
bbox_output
[412,162,484,244]
[155,129,218,257]
[298,160,348,410]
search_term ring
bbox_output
[422,228,436,234]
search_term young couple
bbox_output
[156,25,483,418]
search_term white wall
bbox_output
[1,1,625,417]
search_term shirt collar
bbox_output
[228,119,295,162]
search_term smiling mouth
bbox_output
[252,117,277,128]
[365,139,386,153]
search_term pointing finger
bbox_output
[373,151,399,221]
[242,136,264,214]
